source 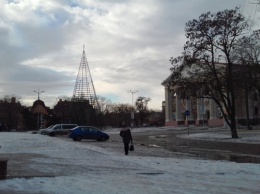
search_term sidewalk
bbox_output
[158,125,260,144]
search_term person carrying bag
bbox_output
[119,124,133,155]
[129,143,134,151]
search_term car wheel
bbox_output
[97,137,107,141]
[76,136,82,141]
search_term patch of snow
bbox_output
[178,131,260,144]
[0,128,259,194]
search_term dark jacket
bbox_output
[120,128,133,144]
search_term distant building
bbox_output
[30,100,52,129]
[54,99,96,125]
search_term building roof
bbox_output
[161,74,172,86]
[31,100,49,115]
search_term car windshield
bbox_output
[89,127,98,132]
[53,126,61,130]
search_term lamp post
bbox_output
[33,89,44,129]
[128,90,138,126]
[34,89,44,100]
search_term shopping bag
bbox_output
[129,144,134,151]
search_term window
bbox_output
[89,127,98,132]
[54,125,61,130]
[82,127,89,132]
[89,127,97,132]
[63,125,76,129]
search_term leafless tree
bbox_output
[135,96,151,125]
[170,8,259,138]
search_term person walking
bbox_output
[119,124,133,155]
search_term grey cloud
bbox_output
[11,66,73,82]
[0,0,258,109]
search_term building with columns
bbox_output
[161,75,260,127]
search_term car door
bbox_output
[81,127,90,139]
[62,124,77,135]
[88,127,98,139]
[61,125,71,135]
[53,125,62,135]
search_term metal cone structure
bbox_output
[72,46,99,110]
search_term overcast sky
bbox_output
[0,0,259,109]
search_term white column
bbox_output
[197,98,203,121]
[209,99,217,119]
[168,90,173,121]
[165,87,171,122]
[186,99,194,120]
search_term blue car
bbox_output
[69,126,109,141]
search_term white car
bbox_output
[37,125,54,135]
[46,124,78,136]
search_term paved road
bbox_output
[2,128,260,180]
[104,128,260,163]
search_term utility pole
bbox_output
[128,90,138,127]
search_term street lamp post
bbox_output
[33,89,44,129]
[128,90,138,127]
[34,89,44,100]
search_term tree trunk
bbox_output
[231,126,238,138]
[245,81,251,130]
[229,112,238,138]
[230,92,239,138]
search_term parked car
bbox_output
[46,124,78,136]
[37,125,54,135]
[68,126,109,141]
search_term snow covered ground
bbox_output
[0,127,259,194]
[178,127,260,144]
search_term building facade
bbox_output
[162,75,260,127]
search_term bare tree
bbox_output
[0,95,24,130]
[170,8,258,138]
[232,30,260,129]
[96,96,112,114]
[135,96,151,126]
[103,103,132,127]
